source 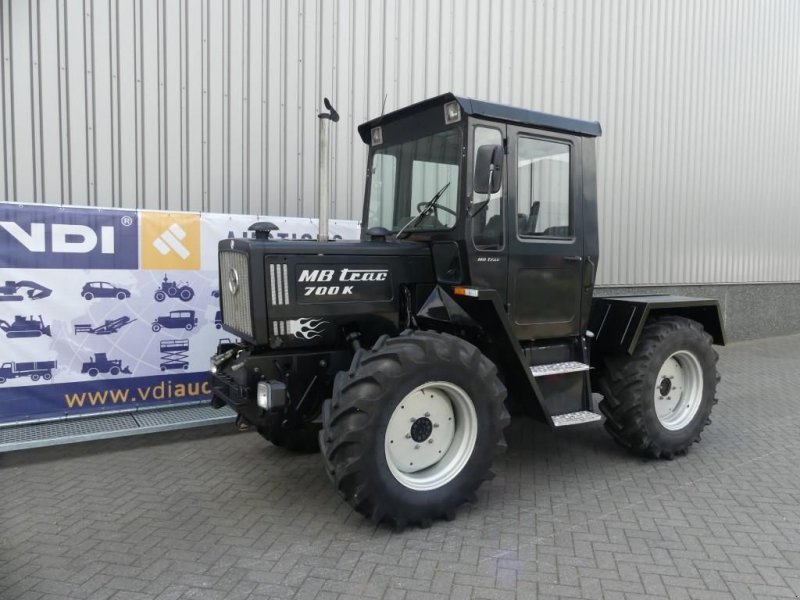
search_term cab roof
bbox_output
[358,92,602,142]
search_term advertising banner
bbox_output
[0,202,359,424]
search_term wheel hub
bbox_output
[658,377,673,397]
[654,350,704,431]
[384,382,478,491]
[410,417,433,443]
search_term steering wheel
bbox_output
[417,201,457,217]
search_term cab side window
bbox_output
[471,127,505,250]
[517,137,571,238]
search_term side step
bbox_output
[551,411,602,427]
[530,361,590,377]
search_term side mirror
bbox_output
[473,144,504,194]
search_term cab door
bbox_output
[507,126,585,340]
[465,121,509,302]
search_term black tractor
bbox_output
[210,94,725,528]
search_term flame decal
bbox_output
[286,318,328,340]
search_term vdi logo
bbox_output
[0,204,139,269]
[140,211,200,270]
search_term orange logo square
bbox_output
[140,211,201,270]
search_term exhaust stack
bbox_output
[317,98,339,242]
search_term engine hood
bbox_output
[218,238,435,347]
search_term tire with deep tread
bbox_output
[598,316,720,459]
[319,330,509,528]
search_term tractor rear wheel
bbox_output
[320,330,509,528]
[598,316,719,459]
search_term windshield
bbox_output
[367,128,461,232]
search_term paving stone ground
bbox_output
[2,334,800,600]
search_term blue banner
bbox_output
[0,202,360,424]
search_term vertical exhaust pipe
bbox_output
[317,98,339,242]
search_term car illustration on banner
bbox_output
[154,275,195,302]
[151,310,197,332]
[81,281,131,300]
[81,353,131,377]
[0,360,56,383]
[0,280,53,301]
[74,315,136,335]
[159,339,190,371]
[0,315,52,338]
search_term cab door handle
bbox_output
[564,255,583,262]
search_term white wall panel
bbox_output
[1,0,800,286]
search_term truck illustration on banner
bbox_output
[0,360,56,383]
[0,315,52,338]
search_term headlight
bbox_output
[256,380,287,410]
[444,101,461,124]
[256,381,270,409]
[371,126,383,146]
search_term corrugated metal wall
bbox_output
[2,0,799,285]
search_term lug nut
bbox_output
[428,439,433,444]
[405,434,411,439]
[410,418,416,423]
[415,444,420,449]
[433,423,439,428]
[424,412,430,417]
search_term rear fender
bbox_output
[589,295,726,360]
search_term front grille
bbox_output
[219,251,253,337]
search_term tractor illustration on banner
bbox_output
[154,274,195,302]
[81,353,131,377]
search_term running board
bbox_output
[530,361,590,377]
[551,411,602,427]
[0,403,236,452]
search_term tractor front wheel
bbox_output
[598,316,720,459]
[320,330,509,528]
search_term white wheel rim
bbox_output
[654,350,704,431]
[384,381,478,491]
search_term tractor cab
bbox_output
[358,93,601,341]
